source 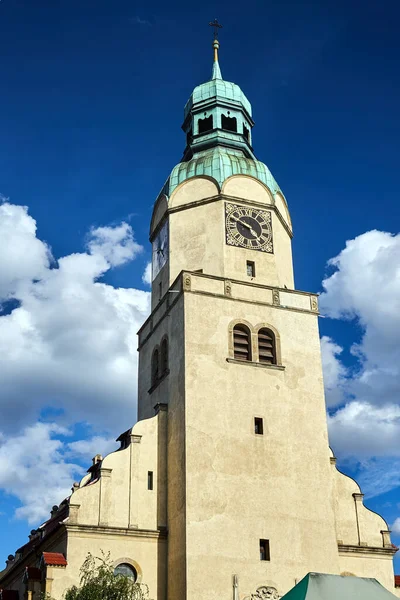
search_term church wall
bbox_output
[137,295,188,600]
[169,177,219,209]
[223,176,274,205]
[51,532,166,600]
[331,464,388,548]
[337,553,396,594]
[168,198,225,286]
[70,413,166,532]
[167,184,295,292]
[181,287,340,599]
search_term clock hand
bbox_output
[232,216,258,238]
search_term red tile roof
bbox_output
[42,553,67,567]
[395,575,400,587]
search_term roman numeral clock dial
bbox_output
[225,203,273,253]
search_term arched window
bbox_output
[258,328,276,365]
[161,337,168,375]
[198,115,213,134]
[243,124,250,142]
[114,563,138,581]
[233,324,251,361]
[151,348,159,385]
[221,114,237,132]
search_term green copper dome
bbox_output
[158,39,283,202]
[167,147,280,196]
[184,79,252,121]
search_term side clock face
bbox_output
[152,221,169,280]
[225,203,273,253]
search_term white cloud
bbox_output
[327,402,400,458]
[392,518,400,535]
[0,422,82,524]
[0,203,151,435]
[142,262,152,286]
[87,223,142,268]
[320,230,400,497]
[320,336,348,407]
[0,202,52,301]
[68,436,117,460]
[0,201,152,521]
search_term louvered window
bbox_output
[258,328,276,365]
[233,325,251,361]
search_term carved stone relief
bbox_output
[310,295,318,312]
[244,586,280,600]
[183,274,191,291]
[225,280,232,297]
[272,290,280,306]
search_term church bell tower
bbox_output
[137,33,396,600]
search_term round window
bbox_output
[114,563,137,581]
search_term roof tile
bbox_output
[42,553,67,567]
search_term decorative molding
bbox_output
[66,524,168,539]
[99,468,112,478]
[129,435,142,444]
[225,280,232,297]
[353,493,364,501]
[183,273,191,291]
[154,402,168,414]
[167,193,294,239]
[310,295,319,312]
[244,586,280,600]
[338,543,398,557]
[226,358,285,371]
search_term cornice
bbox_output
[164,193,293,240]
[338,543,398,557]
[66,524,167,540]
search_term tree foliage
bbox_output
[64,553,152,600]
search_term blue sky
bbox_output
[0,0,399,574]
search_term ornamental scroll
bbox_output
[243,586,280,600]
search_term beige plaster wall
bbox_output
[137,295,187,600]
[48,532,166,600]
[72,413,163,531]
[169,177,219,209]
[182,289,340,599]
[338,553,396,594]
[166,192,294,291]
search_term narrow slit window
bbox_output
[254,417,263,435]
[159,281,162,300]
[247,261,255,277]
[148,471,154,490]
[258,328,277,365]
[233,325,251,361]
[260,539,270,561]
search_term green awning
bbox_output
[281,573,398,600]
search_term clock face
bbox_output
[225,203,273,253]
[152,220,169,280]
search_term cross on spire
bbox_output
[209,18,223,40]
